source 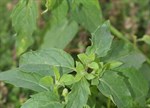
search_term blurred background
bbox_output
[0,0,150,108]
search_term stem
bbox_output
[107,98,111,108]
[110,25,130,43]
[110,25,150,65]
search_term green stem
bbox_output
[107,98,111,108]
[110,25,150,65]
[110,25,130,43]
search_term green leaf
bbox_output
[45,0,63,10]
[19,48,75,74]
[98,69,148,108]
[21,91,64,108]
[75,61,85,73]
[88,62,99,70]
[85,73,95,80]
[19,64,55,76]
[75,62,86,82]
[116,68,148,106]
[11,0,38,55]
[60,74,75,85]
[70,0,103,32]
[91,77,99,86]
[50,0,68,25]
[140,63,150,84]
[98,70,133,108]
[88,86,105,108]
[53,66,61,81]
[118,51,145,69]
[66,78,90,108]
[0,69,46,92]
[39,76,54,90]
[104,61,123,69]
[138,35,150,45]
[46,0,55,10]
[77,53,95,65]
[103,40,146,69]
[86,21,113,57]
[41,19,78,49]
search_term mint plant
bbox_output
[0,0,149,108]
[0,22,148,108]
